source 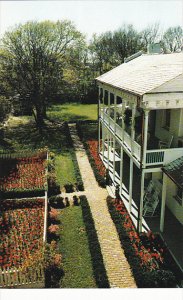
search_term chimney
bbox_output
[147,43,163,54]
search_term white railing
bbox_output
[102,112,141,162]
[101,111,183,167]
[146,148,183,166]
[0,265,44,288]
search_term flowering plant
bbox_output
[87,140,106,177]
[113,200,163,271]
[0,153,47,193]
[48,224,59,234]
[49,208,59,220]
[0,198,44,268]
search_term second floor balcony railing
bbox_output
[101,110,183,168]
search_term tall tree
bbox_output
[112,24,141,63]
[0,20,84,128]
[161,26,183,53]
[139,23,162,51]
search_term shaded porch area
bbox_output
[114,152,183,271]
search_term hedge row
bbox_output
[107,197,177,288]
[76,122,106,188]
[80,195,109,288]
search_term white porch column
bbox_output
[120,99,126,194]
[120,146,123,194]
[98,86,101,154]
[108,91,110,127]
[113,94,117,183]
[142,110,149,167]
[107,91,110,169]
[129,103,136,212]
[138,169,145,232]
[160,173,167,232]
[102,123,105,159]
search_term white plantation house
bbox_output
[96,50,183,268]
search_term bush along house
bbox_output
[96,46,183,272]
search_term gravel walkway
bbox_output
[68,123,136,288]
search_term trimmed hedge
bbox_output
[107,197,177,288]
[76,122,106,188]
[0,189,45,199]
[80,195,109,288]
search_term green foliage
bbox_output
[107,198,177,288]
[57,203,97,288]
[0,96,11,125]
[0,20,85,126]
[161,26,183,53]
[47,103,98,122]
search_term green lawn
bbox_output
[58,204,97,288]
[47,103,98,122]
[0,103,98,187]
[55,153,76,187]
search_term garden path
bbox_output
[68,123,136,288]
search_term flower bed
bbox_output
[107,197,177,288]
[76,121,106,187]
[0,153,47,197]
[0,198,44,268]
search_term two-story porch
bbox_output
[96,52,183,270]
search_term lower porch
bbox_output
[101,150,183,272]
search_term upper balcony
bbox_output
[100,107,183,169]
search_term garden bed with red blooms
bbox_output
[85,140,106,187]
[107,196,178,288]
[0,152,47,197]
[0,198,45,268]
[87,140,106,177]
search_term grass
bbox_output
[0,103,98,187]
[47,103,98,122]
[55,153,76,187]
[58,204,97,288]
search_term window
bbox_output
[162,109,171,130]
[175,187,183,206]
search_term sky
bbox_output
[0,0,182,40]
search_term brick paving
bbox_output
[68,123,136,288]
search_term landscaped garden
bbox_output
[0,198,45,269]
[0,150,47,198]
[47,195,109,288]
[107,196,182,288]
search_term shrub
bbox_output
[107,197,177,288]
[64,183,74,193]
[44,241,64,288]
[49,196,65,209]
[49,208,59,221]
[48,173,61,196]
[48,224,59,234]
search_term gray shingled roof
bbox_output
[96,53,183,96]
[162,156,183,190]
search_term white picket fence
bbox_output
[0,265,45,288]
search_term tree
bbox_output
[0,20,85,129]
[139,23,162,51]
[89,31,118,75]
[161,26,183,53]
[112,24,141,63]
